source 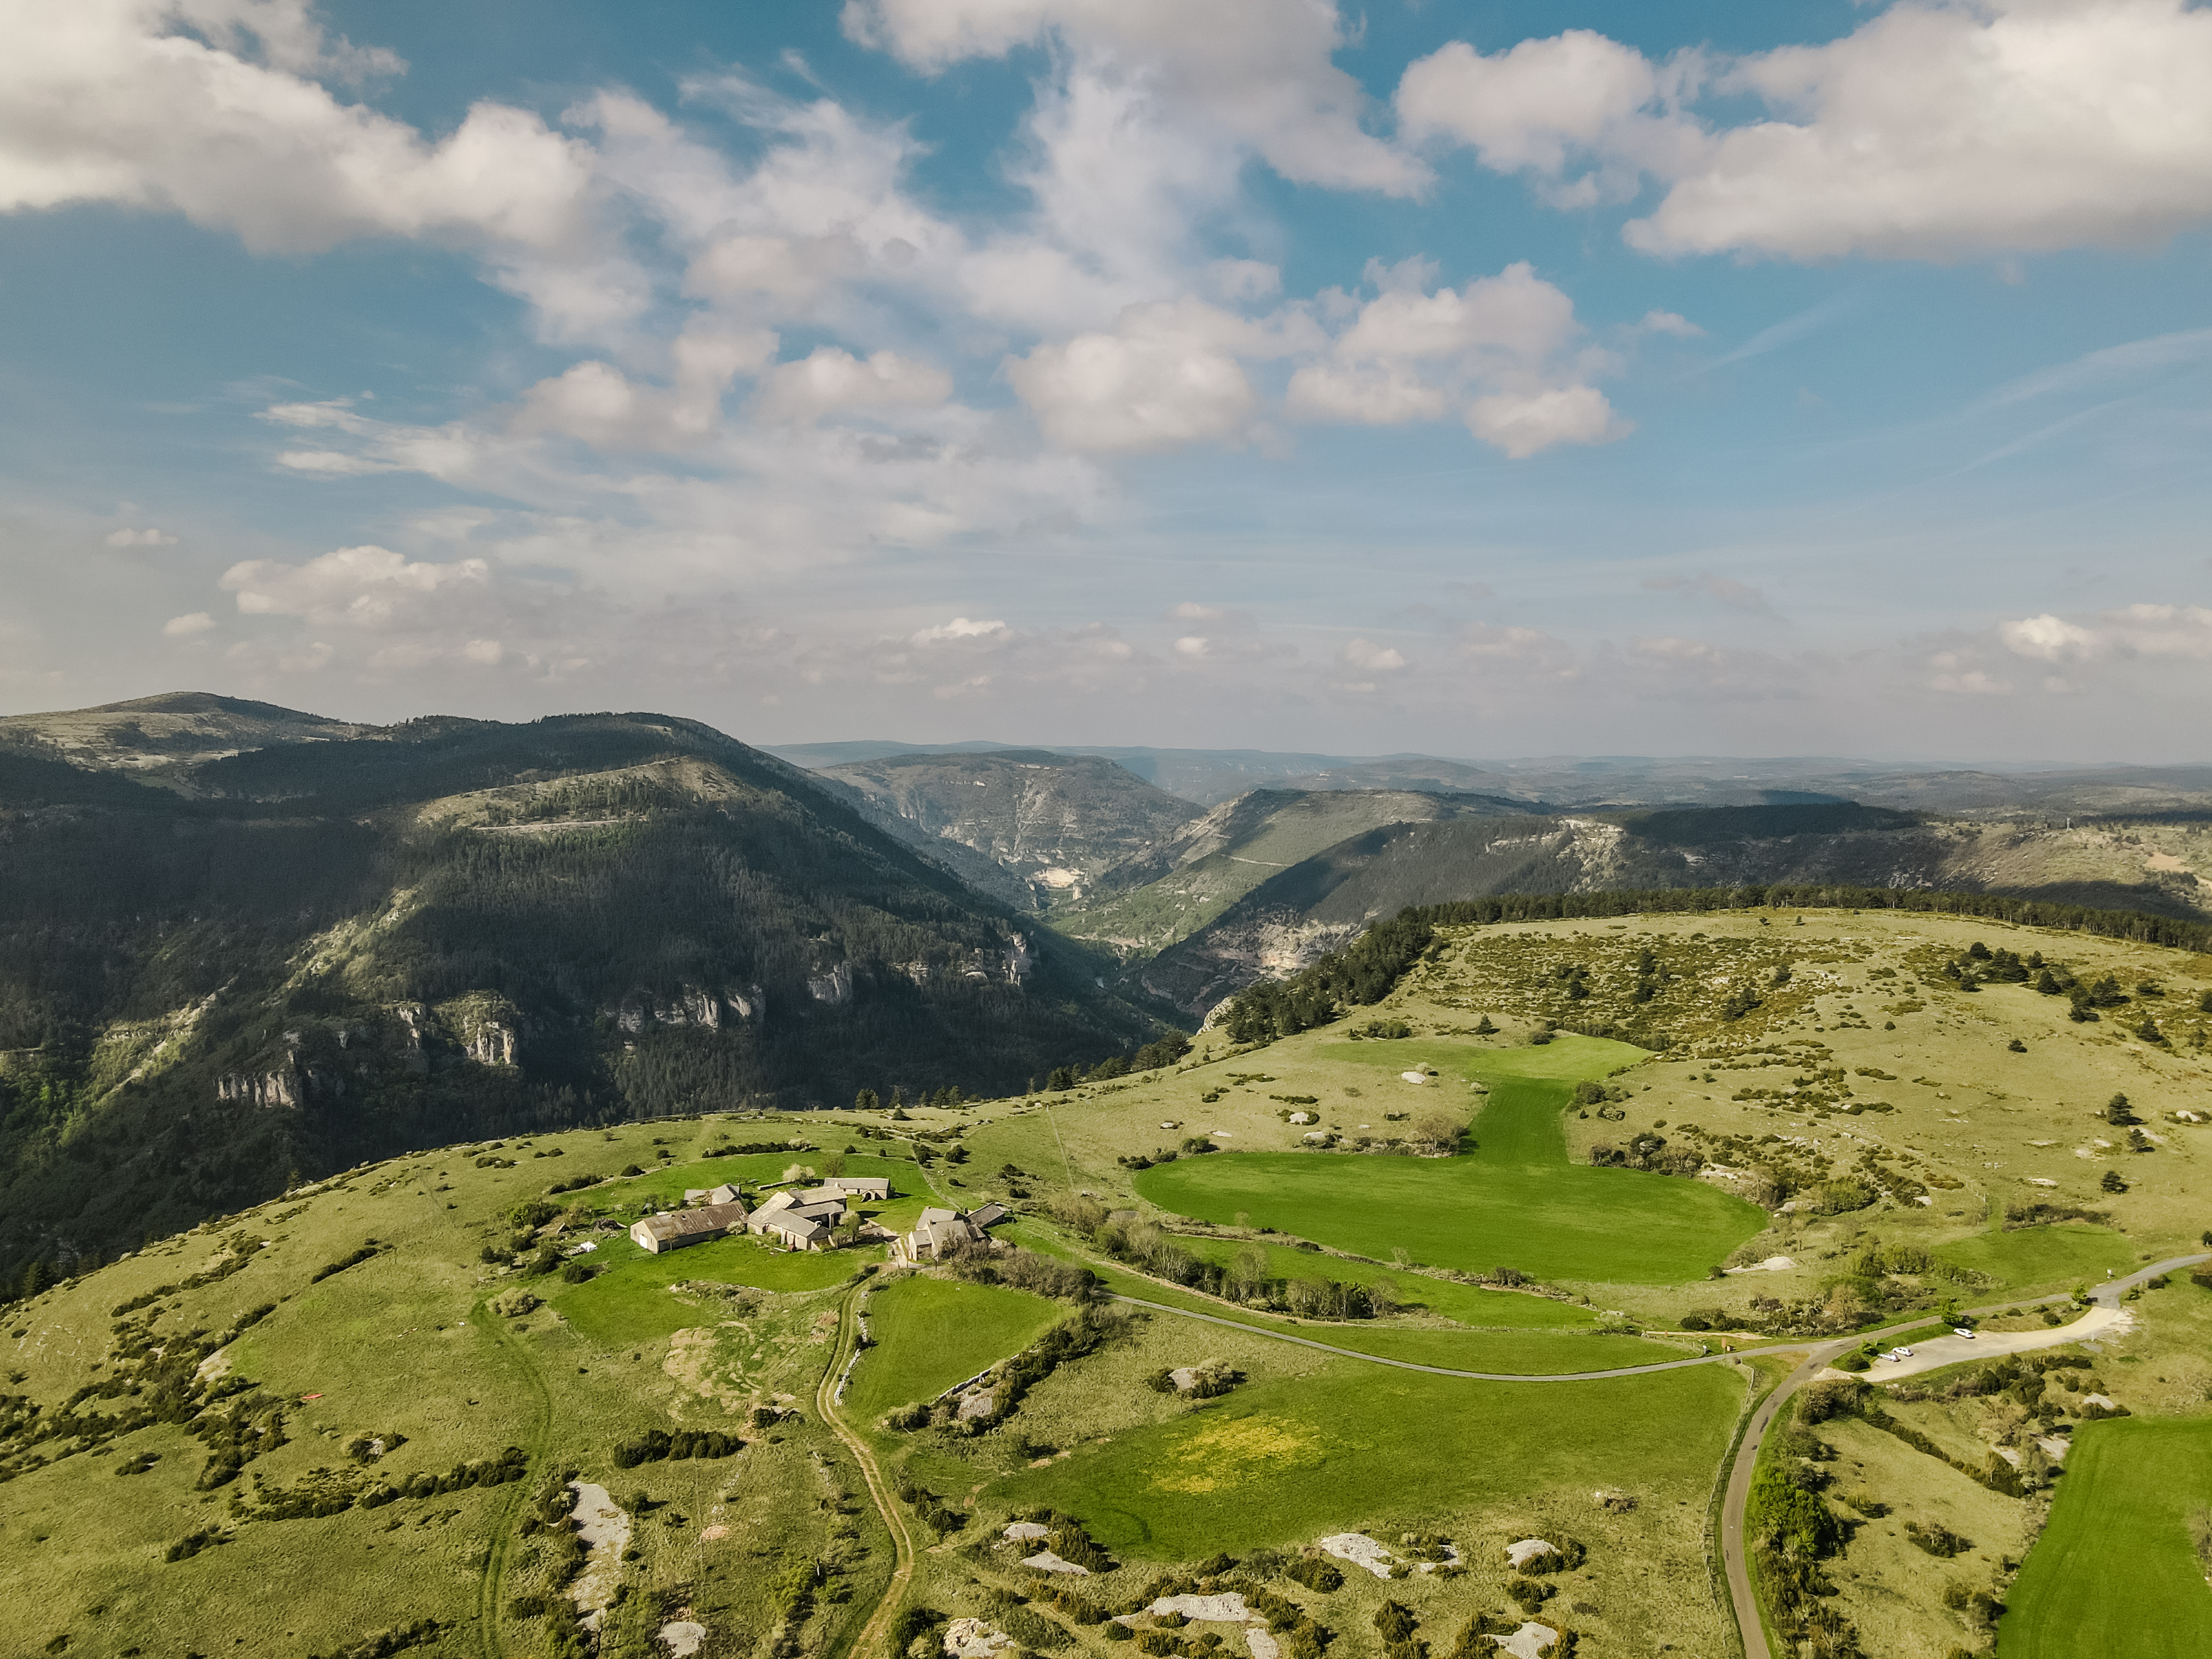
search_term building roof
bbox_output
[915,1206,959,1227]
[634,1201,749,1243]
[757,1213,829,1244]
[967,1202,1009,1228]
[822,1176,891,1197]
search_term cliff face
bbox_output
[815,749,1202,907]
[0,704,1170,1279]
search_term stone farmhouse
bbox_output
[630,1200,750,1254]
[896,1201,1009,1264]
[630,1172,903,1255]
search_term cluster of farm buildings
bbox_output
[627,1174,1006,1264]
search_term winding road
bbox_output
[1107,1253,2207,1659]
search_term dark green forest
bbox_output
[0,713,1171,1286]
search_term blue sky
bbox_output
[2,0,2209,759]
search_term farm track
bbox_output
[817,1281,916,1659]
[1116,1251,2210,1659]
[471,1296,557,1659]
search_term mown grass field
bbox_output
[844,1275,1062,1423]
[1933,1220,2138,1294]
[1998,1416,2212,1659]
[993,1349,1746,1558]
[1135,1035,1766,1284]
[549,1230,870,1345]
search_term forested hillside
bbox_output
[0,702,1172,1283]
[1138,804,2212,1014]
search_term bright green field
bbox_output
[845,1276,1062,1423]
[1998,1415,2212,1658]
[549,1231,869,1345]
[1136,1037,1765,1285]
[1170,1234,1599,1328]
[995,1353,1744,1558]
[1934,1223,2137,1294]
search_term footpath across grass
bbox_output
[1136,1038,1764,1285]
[995,1349,1744,1558]
[1997,1415,2212,1659]
[844,1276,1062,1425]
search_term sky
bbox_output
[2,0,2209,760]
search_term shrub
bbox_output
[1504,1579,1552,1613]
[1284,1556,1343,1593]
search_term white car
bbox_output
[1952,1327,1975,1339]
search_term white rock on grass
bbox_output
[1021,1550,1091,1575]
[1505,1538,1558,1569]
[1146,1594,1251,1623]
[659,1621,708,1657]
[1246,1631,1281,1659]
[1724,1256,1797,1275]
[944,1619,1015,1657]
[565,1483,632,1615]
[1318,1533,1402,1579]
[1400,1072,1427,1084]
[2081,1393,2119,1411]
[1004,1522,1050,1542]
[1489,1623,1560,1659]
[2036,1436,2069,1461]
[957,1391,997,1420]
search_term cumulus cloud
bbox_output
[758,346,952,422]
[844,0,1425,197]
[106,526,176,546]
[162,611,215,636]
[1287,264,1628,457]
[220,544,489,625]
[1399,2,2212,263]
[1005,298,1290,453]
[2001,603,2212,662]
[0,0,630,336]
[909,616,1008,644]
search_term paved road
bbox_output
[816,1282,917,1659]
[1117,1252,2209,1659]
[1713,1252,2206,1659]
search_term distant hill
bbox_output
[0,690,374,778]
[1052,787,1535,954]
[1136,802,2212,1014]
[814,749,1203,909]
[0,701,1172,1279]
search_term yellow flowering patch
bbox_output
[1152,1415,1327,1493]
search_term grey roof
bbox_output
[633,1201,749,1244]
[968,1202,1009,1228]
[822,1176,891,1198]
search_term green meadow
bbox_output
[1933,1222,2138,1295]
[1135,1035,1766,1285]
[1167,1234,1600,1328]
[1998,1415,2212,1659]
[844,1276,1063,1423]
[549,1230,870,1345]
[994,1354,1745,1558]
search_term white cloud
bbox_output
[1397,30,1698,204]
[1005,298,1279,453]
[909,616,1008,644]
[0,1,627,335]
[844,0,1425,197]
[758,347,952,422]
[1287,263,1628,456]
[1400,2,2212,263]
[106,526,176,546]
[1173,635,1209,658]
[2001,603,2212,662]
[221,544,489,625]
[162,610,215,636]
